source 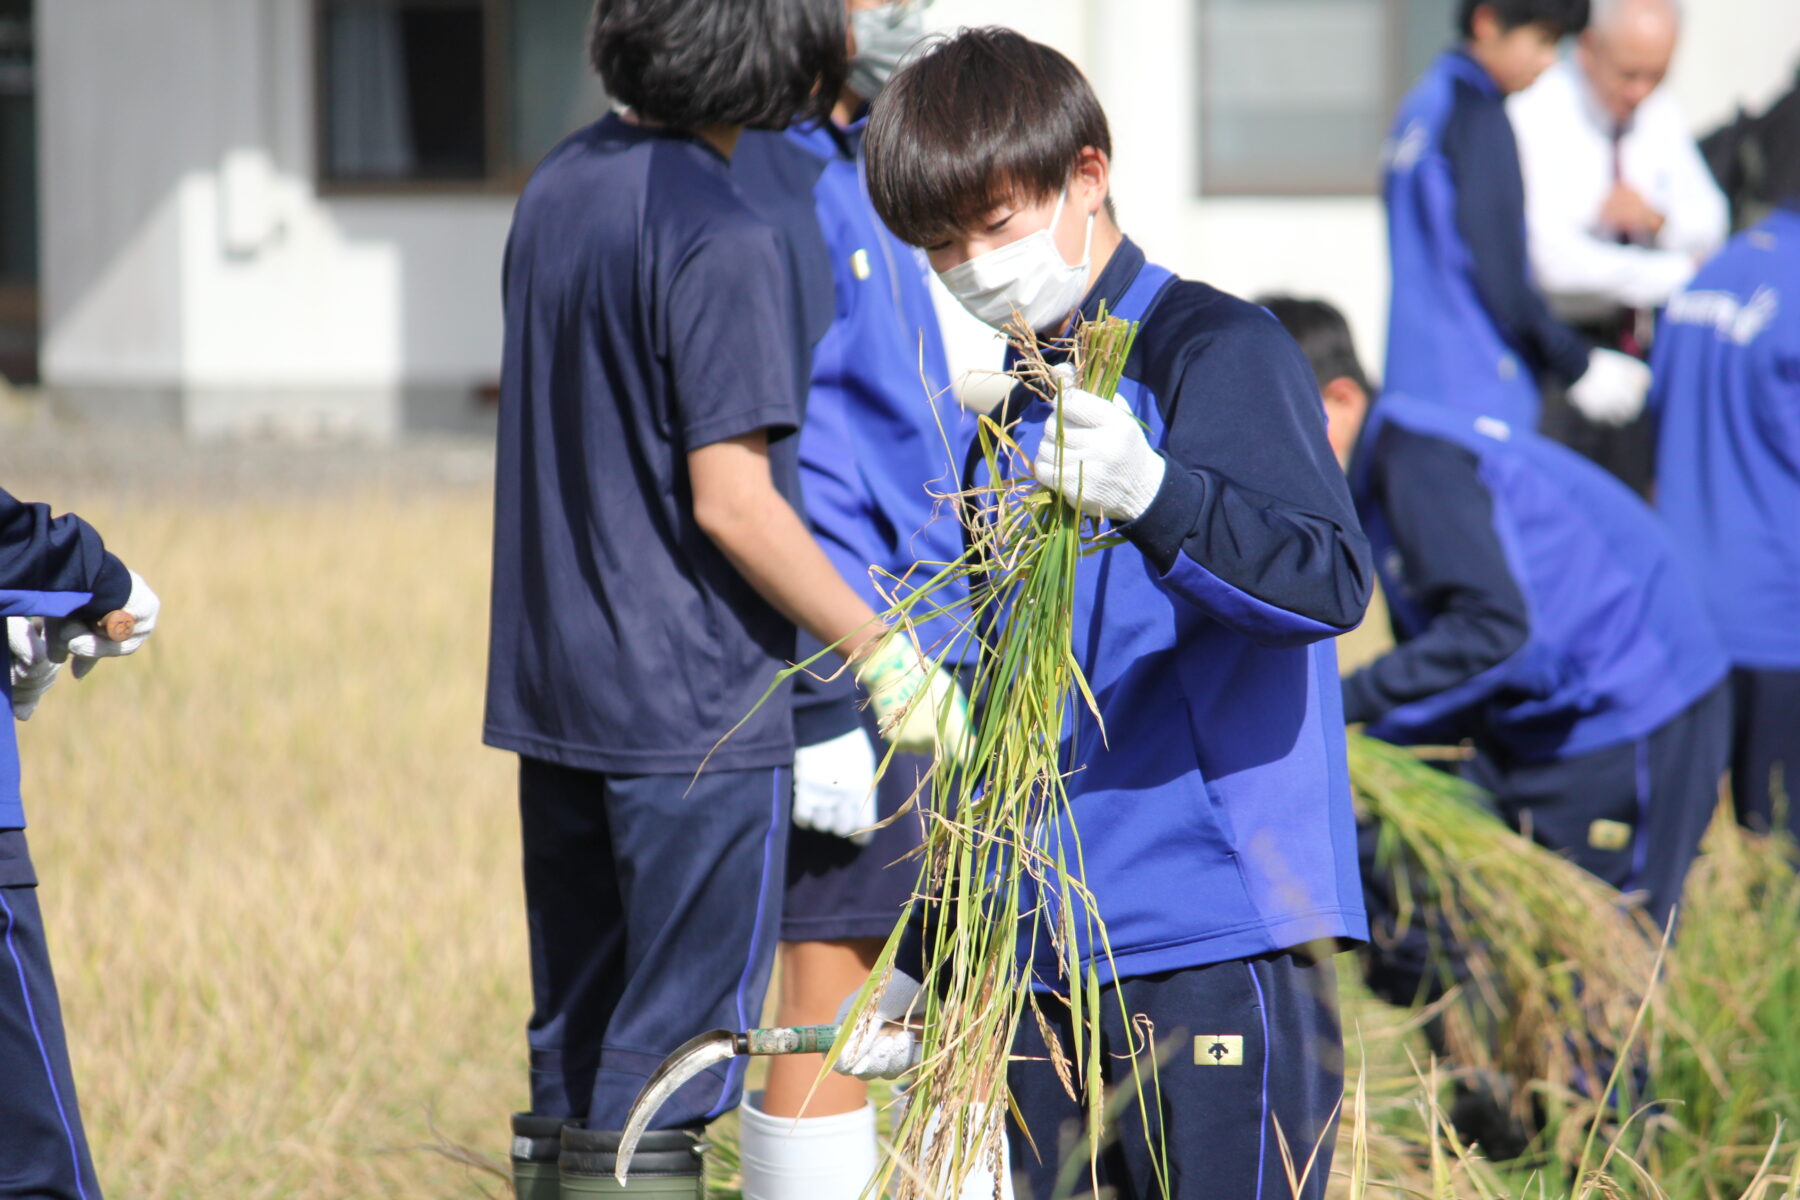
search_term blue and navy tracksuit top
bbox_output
[984,240,1374,982]
[1652,202,1800,671]
[1384,50,1592,429]
[1345,395,1727,763]
[734,118,970,746]
[0,489,133,828]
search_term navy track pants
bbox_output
[1728,666,1800,842]
[0,830,103,1200]
[518,756,788,1132]
[1466,680,1731,932]
[1007,953,1342,1200]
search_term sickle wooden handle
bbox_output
[95,611,136,642]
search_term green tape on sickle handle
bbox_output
[740,1025,841,1055]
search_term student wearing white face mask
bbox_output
[837,28,1375,1200]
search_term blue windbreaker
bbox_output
[1347,396,1727,761]
[1652,205,1800,669]
[0,490,133,828]
[981,240,1373,983]
[1384,51,1591,429]
[776,119,967,653]
[734,118,971,743]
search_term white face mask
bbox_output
[937,188,1096,334]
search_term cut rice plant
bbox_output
[719,308,1161,1199]
[849,308,1160,1200]
[1346,735,1657,1142]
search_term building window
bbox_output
[315,0,603,192]
[0,0,36,383]
[1199,0,1453,196]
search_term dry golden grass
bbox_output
[14,483,520,1198]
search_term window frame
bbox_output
[311,0,523,198]
[1197,0,1416,198]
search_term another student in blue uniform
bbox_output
[1384,0,1652,433]
[483,2,969,1194]
[837,29,1375,1200]
[0,486,160,1200]
[1651,194,1800,842]
[729,6,982,1199]
[1264,295,1730,938]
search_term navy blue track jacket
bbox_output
[0,490,132,828]
[1346,395,1727,761]
[1384,51,1591,428]
[1653,203,1800,670]
[983,240,1373,981]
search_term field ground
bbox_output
[6,429,522,1198]
[2,423,1791,1198]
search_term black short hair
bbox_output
[1258,296,1373,397]
[864,27,1111,248]
[1457,0,1590,37]
[589,0,847,131]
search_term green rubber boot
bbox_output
[559,1127,705,1197]
[511,1114,570,1200]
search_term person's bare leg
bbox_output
[761,937,884,1117]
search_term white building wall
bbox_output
[33,0,1800,435]
[39,0,518,437]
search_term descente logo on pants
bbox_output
[1195,1035,1245,1066]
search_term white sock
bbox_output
[737,1093,879,1200]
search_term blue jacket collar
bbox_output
[787,116,859,162]
[1445,48,1503,100]
[1079,236,1148,325]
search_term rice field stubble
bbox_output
[8,467,521,1199]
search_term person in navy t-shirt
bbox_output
[1266,295,1730,939]
[1652,197,1800,842]
[1383,0,1654,434]
[482,1,969,1192]
[729,5,982,1198]
[836,30,1375,1200]
[0,486,160,1200]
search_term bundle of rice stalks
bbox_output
[1347,735,1656,1143]
[815,309,1156,1200]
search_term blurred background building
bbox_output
[2,0,1796,438]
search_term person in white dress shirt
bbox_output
[1509,0,1728,494]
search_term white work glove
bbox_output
[832,968,924,1080]
[50,569,159,679]
[1032,362,1167,523]
[856,637,973,760]
[8,618,61,721]
[1567,347,1651,427]
[793,726,880,845]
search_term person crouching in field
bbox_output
[1266,294,1731,950]
[836,28,1376,1200]
[482,0,970,1194]
[1266,294,1733,1153]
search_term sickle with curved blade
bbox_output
[615,1024,841,1183]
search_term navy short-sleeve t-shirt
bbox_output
[484,114,803,775]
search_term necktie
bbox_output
[1612,122,1649,357]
